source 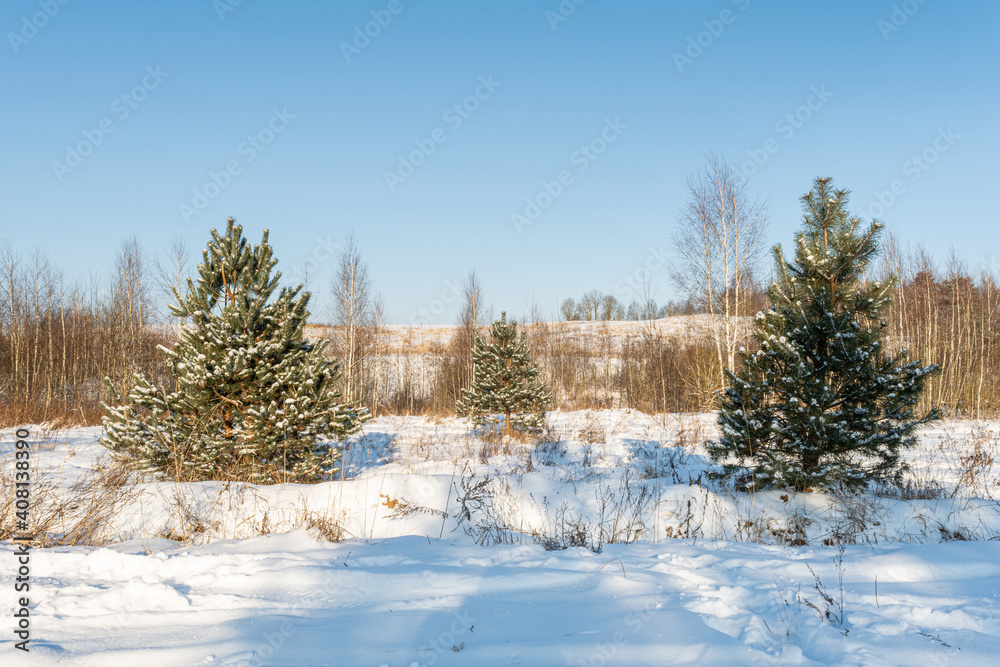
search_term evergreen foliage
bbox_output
[708,178,941,491]
[456,312,551,436]
[101,218,369,483]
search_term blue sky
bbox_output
[1,0,997,324]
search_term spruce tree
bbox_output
[456,312,551,437]
[101,218,369,483]
[708,178,940,491]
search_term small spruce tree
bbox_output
[101,218,369,483]
[708,178,941,491]
[456,312,551,437]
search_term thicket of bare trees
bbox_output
[430,272,484,411]
[0,240,170,426]
[518,316,718,413]
[880,238,1000,418]
[327,235,386,417]
[0,229,995,426]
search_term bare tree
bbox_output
[671,152,768,383]
[599,294,623,321]
[370,294,386,417]
[457,271,484,391]
[577,289,602,321]
[447,271,484,402]
[427,271,491,413]
[330,234,378,406]
[153,237,190,333]
[105,237,151,392]
[460,271,483,337]
[560,298,577,321]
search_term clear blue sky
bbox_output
[1,0,997,324]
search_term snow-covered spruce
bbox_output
[101,217,369,483]
[456,312,551,437]
[708,178,941,491]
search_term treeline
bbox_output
[1,236,997,427]
[559,290,700,321]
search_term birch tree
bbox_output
[330,234,379,408]
[671,152,768,384]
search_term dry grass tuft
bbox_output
[0,457,138,547]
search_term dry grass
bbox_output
[155,482,349,545]
[7,413,1000,551]
[0,430,350,548]
[578,412,607,445]
[953,423,1000,499]
[0,456,137,547]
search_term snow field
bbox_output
[3,410,1000,664]
[4,531,1000,664]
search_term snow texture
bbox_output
[3,412,1000,665]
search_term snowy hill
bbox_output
[305,315,723,352]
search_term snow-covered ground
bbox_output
[3,411,1000,665]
